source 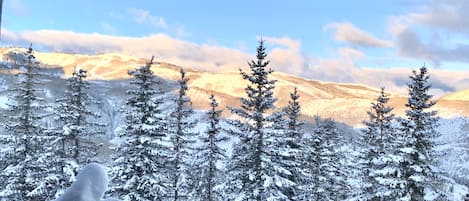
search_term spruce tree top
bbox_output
[366,87,394,125]
[406,66,436,112]
[405,66,438,134]
[238,40,277,115]
[242,40,273,80]
[73,68,87,79]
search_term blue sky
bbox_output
[2,0,469,95]
[4,0,400,55]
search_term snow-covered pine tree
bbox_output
[190,94,228,201]
[47,68,105,198]
[108,57,169,201]
[283,87,303,143]
[360,87,390,199]
[399,66,442,200]
[0,46,50,200]
[303,117,348,201]
[359,87,407,200]
[55,68,105,164]
[166,67,197,201]
[225,40,292,200]
[277,87,303,200]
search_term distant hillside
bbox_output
[1,47,468,126]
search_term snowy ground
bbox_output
[0,96,8,109]
[436,117,469,186]
[54,163,121,201]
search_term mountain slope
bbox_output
[1,48,468,126]
[440,89,469,101]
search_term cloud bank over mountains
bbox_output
[2,0,468,97]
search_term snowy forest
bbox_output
[0,41,468,201]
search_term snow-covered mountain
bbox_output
[1,47,467,127]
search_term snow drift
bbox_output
[54,163,120,201]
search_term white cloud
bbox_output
[2,29,467,97]
[390,0,469,66]
[305,46,467,97]
[263,36,307,75]
[406,0,469,34]
[127,8,167,28]
[263,36,301,50]
[308,47,365,83]
[2,29,248,71]
[324,22,392,48]
[125,7,189,37]
[338,47,366,59]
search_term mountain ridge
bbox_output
[1,47,467,126]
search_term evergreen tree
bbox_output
[283,87,303,142]
[399,66,442,200]
[166,68,197,201]
[360,87,406,200]
[0,46,50,200]
[225,40,292,200]
[278,87,303,200]
[191,94,228,201]
[45,68,106,198]
[55,68,104,165]
[108,57,169,201]
[303,117,348,201]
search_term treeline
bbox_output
[0,42,458,201]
